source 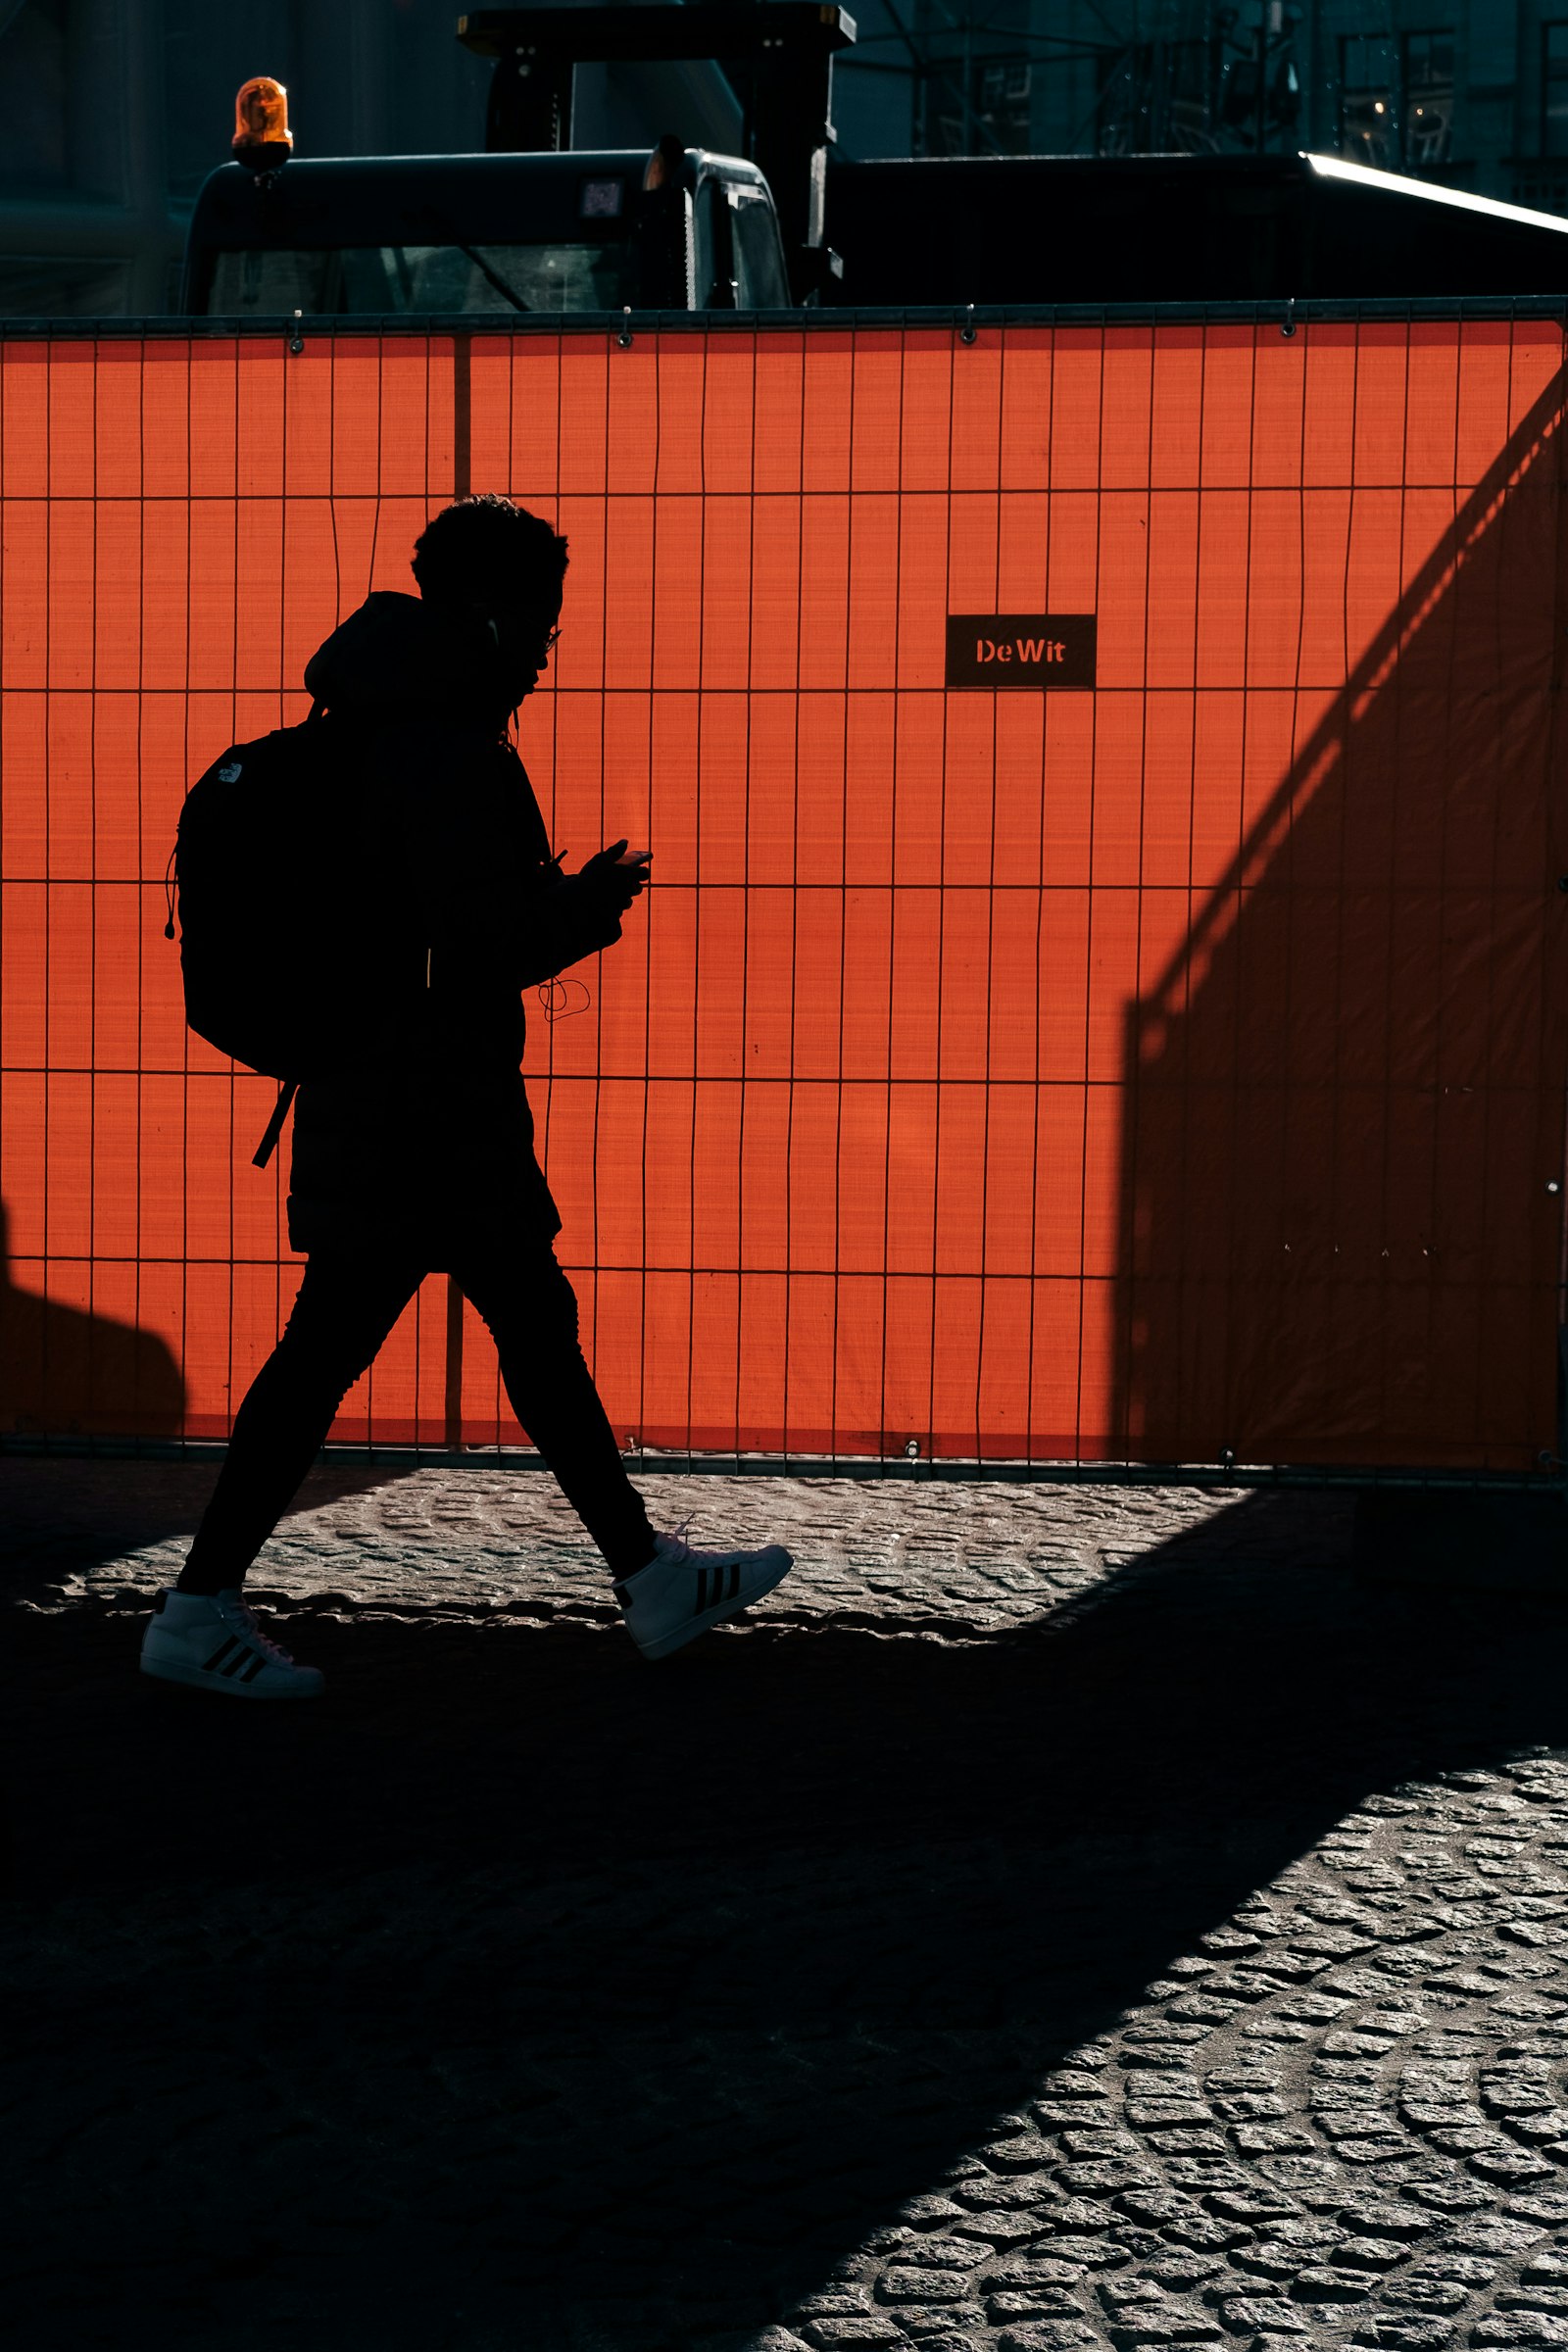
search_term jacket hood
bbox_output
[304,591,504,716]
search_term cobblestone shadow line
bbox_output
[3,1494,1566,2352]
[0,1454,412,1608]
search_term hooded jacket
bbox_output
[285,592,622,1256]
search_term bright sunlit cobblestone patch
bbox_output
[779,1761,1568,2351]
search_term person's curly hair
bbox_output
[412,493,568,612]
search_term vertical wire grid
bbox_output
[877,320,907,1468]
[1450,308,1479,1460]
[732,323,760,1467]
[1228,319,1260,1471]
[968,324,1004,1464]
[1119,321,1158,1474]
[1445,314,1490,1465]
[1468,308,1526,1464]
[635,325,661,1463]
[879,321,903,1458]
[1171,318,1213,1473]
[492,333,514,1459]
[322,331,348,1451]
[1378,311,1415,1460]
[1544,312,1568,1476]
[779,327,808,1465]
[684,329,712,1467]
[637,328,655,1465]
[5,350,14,1410]
[177,335,192,1447]
[1075,325,1107,1464]
[224,344,241,1443]
[828,335,858,1471]
[1,347,6,1397]
[589,328,612,1465]
[1512,305,1557,1469]
[271,338,288,1410]
[531,327,563,1457]
[87,335,99,1437]
[1555,315,1568,1481]
[1325,317,1363,1479]
[446,330,471,1454]
[1024,323,1059,1465]
[1284,308,1312,1456]
[926,324,956,1461]
[40,343,53,1442]
[133,336,147,1439]
[359,330,387,1451]
[324,312,345,1440]
[273,335,291,1422]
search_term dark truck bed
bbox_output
[823,151,1568,307]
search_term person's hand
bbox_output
[576,839,651,915]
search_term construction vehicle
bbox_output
[180,4,852,318]
[180,4,1568,319]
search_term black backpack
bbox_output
[167,709,371,1167]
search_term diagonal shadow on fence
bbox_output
[1112,356,1568,1473]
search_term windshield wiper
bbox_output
[419,212,530,313]
[454,239,531,313]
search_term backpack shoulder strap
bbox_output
[252,1078,299,1170]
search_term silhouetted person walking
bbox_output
[142,496,791,1698]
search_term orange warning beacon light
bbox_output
[232,76,292,172]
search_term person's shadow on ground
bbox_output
[4,1487,1565,2352]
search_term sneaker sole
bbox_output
[140,1653,324,1700]
[630,1551,794,1663]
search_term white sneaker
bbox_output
[614,1527,795,1662]
[140,1589,324,1700]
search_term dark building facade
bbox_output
[833,2,1568,220]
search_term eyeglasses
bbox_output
[482,604,562,656]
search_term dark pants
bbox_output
[178,1242,658,1594]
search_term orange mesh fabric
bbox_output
[1,320,1564,1470]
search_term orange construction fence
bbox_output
[1,315,1565,1475]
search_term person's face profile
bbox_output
[477,590,563,705]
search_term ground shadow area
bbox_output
[2,1490,1565,2350]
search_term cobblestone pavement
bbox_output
[3,1457,1567,2352]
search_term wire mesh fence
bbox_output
[1,308,1564,1480]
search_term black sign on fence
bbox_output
[946,613,1097,689]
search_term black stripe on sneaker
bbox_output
[238,1651,267,1683]
[728,1561,741,1600]
[692,1565,710,1617]
[203,1636,240,1672]
[220,1646,254,1677]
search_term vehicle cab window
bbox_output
[730,192,789,308]
[696,176,737,307]
[696,172,789,310]
[206,240,630,316]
